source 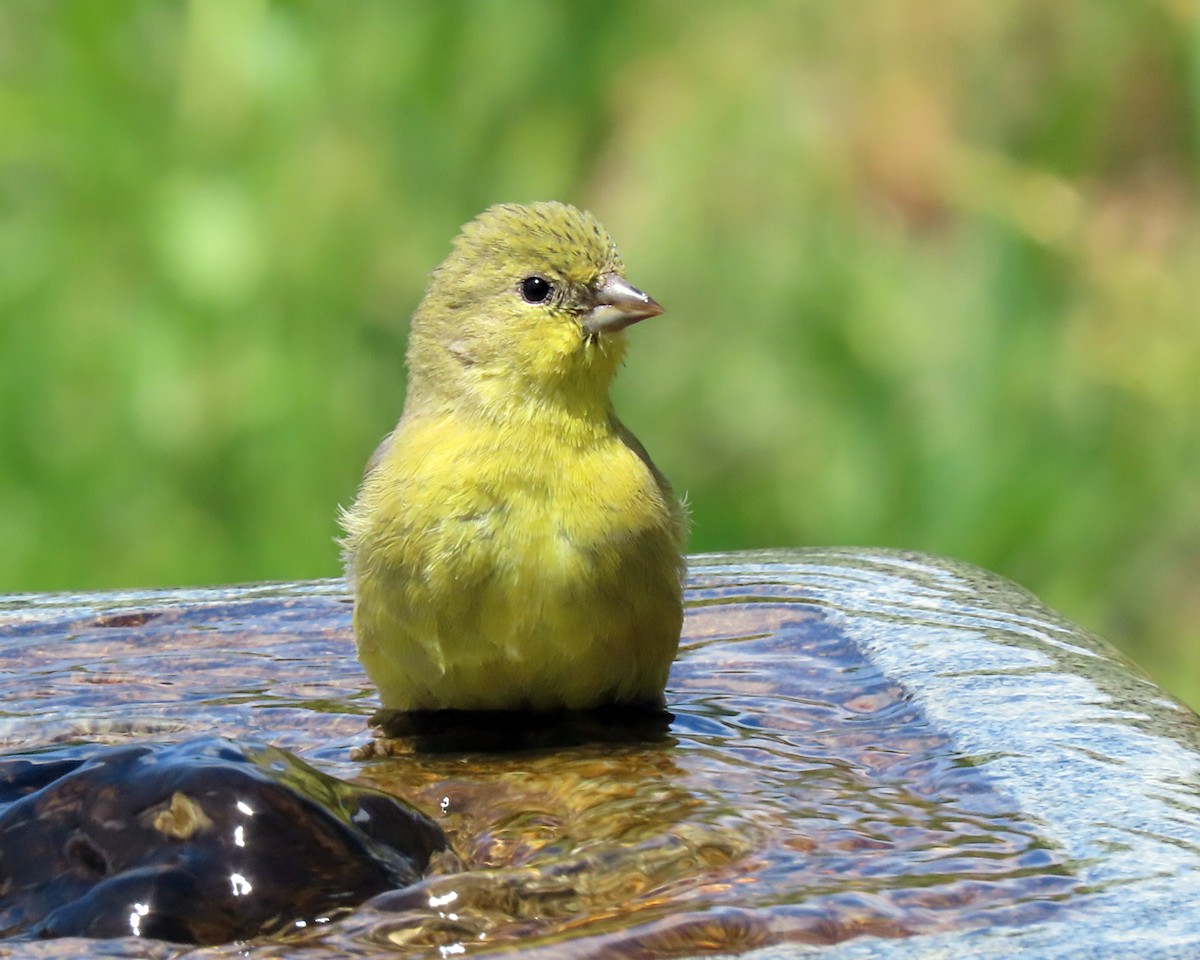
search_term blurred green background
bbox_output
[2,2,1198,703]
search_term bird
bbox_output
[340,201,685,716]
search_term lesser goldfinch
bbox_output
[340,202,684,713]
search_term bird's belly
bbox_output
[358,496,680,711]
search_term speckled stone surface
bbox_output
[694,550,1200,959]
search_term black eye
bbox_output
[520,276,552,303]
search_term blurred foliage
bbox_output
[1,1,1198,703]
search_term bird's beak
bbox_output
[582,274,664,335]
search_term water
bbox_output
[2,548,1199,958]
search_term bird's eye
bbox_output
[520,276,552,303]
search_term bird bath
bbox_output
[2,548,1199,958]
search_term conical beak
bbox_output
[582,273,664,335]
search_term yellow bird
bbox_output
[340,202,685,713]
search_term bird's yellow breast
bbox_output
[344,410,683,711]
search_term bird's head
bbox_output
[405,202,663,418]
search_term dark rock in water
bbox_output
[0,737,446,945]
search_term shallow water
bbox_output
[1,549,1197,958]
